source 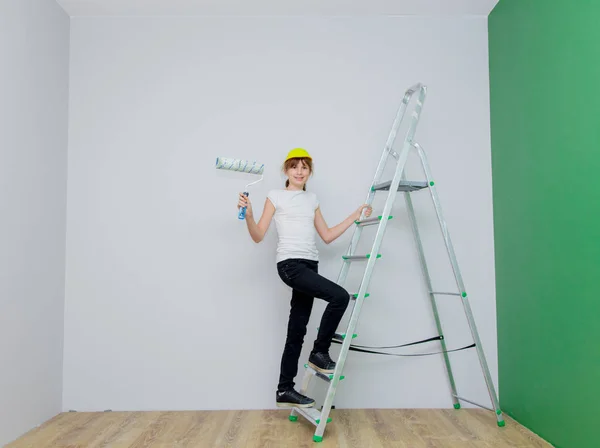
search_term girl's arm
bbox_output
[314,204,372,244]
[238,193,275,243]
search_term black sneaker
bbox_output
[308,352,336,374]
[276,389,315,408]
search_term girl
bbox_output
[237,148,372,408]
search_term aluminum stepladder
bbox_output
[288,83,505,443]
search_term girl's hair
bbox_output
[283,157,312,191]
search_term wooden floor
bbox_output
[7,409,552,448]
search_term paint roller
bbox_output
[215,157,265,220]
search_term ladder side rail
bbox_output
[336,83,424,286]
[413,142,504,425]
[411,142,465,293]
[315,147,408,439]
[291,86,415,416]
[295,84,421,424]
[298,85,423,420]
[314,85,428,439]
[403,171,460,408]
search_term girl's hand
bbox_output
[238,192,253,217]
[354,204,372,221]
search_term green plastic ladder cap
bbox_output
[352,293,370,299]
[454,403,461,409]
[498,420,506,427]
[289,415,298,422]
[313,435,323,443]
[304,363,308,368]
[430,181,435,186]
[328,374,345,381]
[340,333,358,340]
[365,254,382,259]
[496,409,502,415]
[461,292,467,298]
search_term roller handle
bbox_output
[238,192,249,220]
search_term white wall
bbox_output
[64,16,497,412]
[0,0,70,445]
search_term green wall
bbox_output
[488,1,600,447]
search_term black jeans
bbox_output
[276,258,350,392]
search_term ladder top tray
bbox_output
[372,180,429,192]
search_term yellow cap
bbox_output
[285,148,312,161]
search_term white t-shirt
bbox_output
[267,189,319,263]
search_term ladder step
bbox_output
[294,407,322,426]
[343,254,381,261]
[304,364,345,382]
[317,326,358,341]
[429,291,462,297]
[355,215,393,227]
[332,332,357,341]
[371,180,429,192]
[293,407,333,426]
[351,293,370,300]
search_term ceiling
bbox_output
[56,0,500,17]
